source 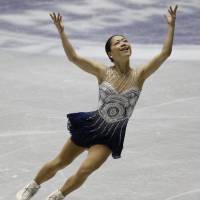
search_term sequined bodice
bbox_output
[97,67,142,123]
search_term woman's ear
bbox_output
[108,51,112,58]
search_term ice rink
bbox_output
[0,50,200,200]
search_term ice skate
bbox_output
[16,180,41,200]
[46,189,65,200]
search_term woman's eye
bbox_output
[114,39,127,45]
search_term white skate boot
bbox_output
[46,189,65,200]
[16,180,41,200]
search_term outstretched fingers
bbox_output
[49,12,62,24]
[169,5,178,15]
[168,8,173,15]
[49,13,54,20]
[174,5,178,13]
[58,13,62,22]
[49,12,56,22]
[49,12,64,33]
[53,12,57,21]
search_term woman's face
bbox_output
[109,35,132,62]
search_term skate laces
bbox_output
[48,190,64,200]
[22,183,40,198]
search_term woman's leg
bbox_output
[59,144,112,196]
[34,137,86,185]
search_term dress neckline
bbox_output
[99,81,142,95]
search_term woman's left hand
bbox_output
[164,5,178,27]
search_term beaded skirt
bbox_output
[66,110,129,159]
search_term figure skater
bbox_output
[16,5,178,200]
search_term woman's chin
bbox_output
[120,51,131,56]
[122,53,131,58]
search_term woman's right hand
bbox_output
[50,12,64,34]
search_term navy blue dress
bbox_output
[66,67,142,159]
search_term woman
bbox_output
[16,5,178,200]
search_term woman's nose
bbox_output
[120,43,127,48]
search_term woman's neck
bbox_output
[113,60,132,75]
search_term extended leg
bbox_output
[34,137,85,185]
[16,137,86,200]
[59,144,112,196]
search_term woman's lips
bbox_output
[120,47,130,51]
[120,47,130,52]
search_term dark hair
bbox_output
[105,34,125,62]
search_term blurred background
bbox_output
[0,0,199,59]
[1,1,200,200]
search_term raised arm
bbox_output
[139,5,178,81]
[49,12,106,82]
